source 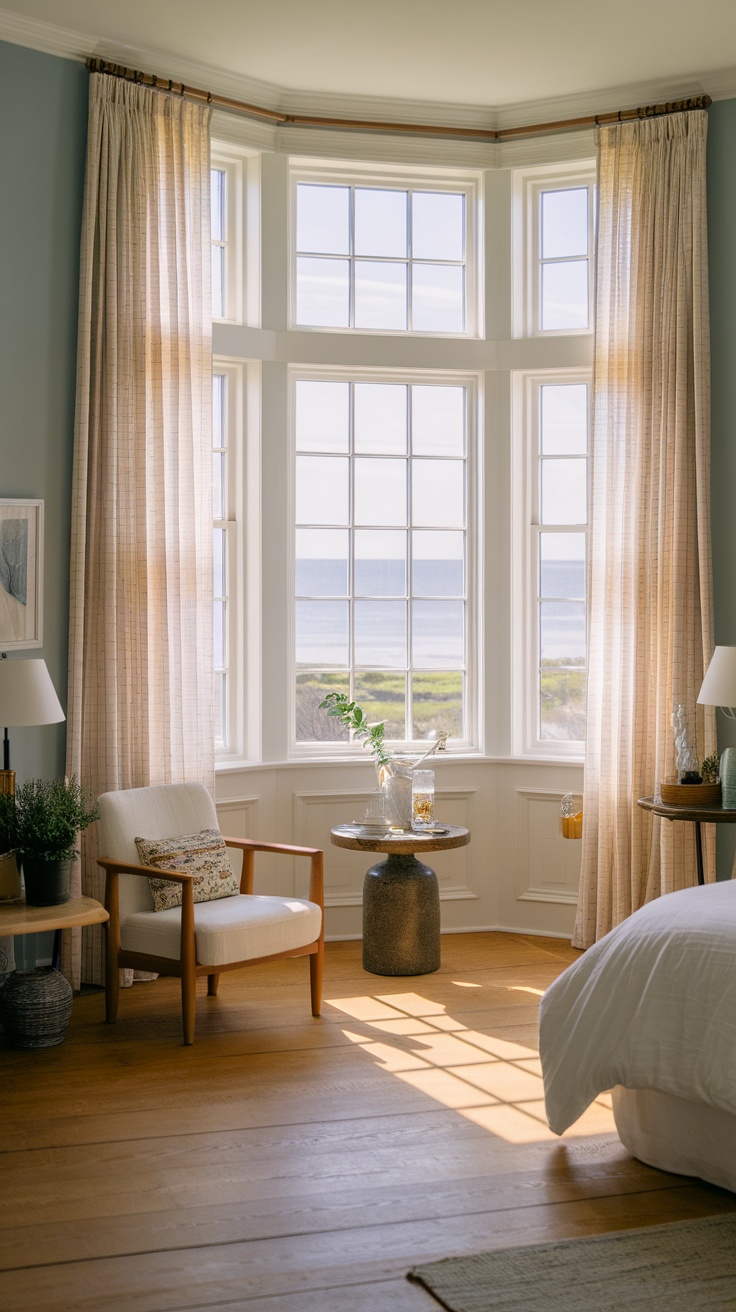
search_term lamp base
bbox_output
[0,769,15,797]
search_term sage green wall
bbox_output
[708,99,736,877]
[0,41,87,784]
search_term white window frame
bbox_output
[213,358,259,765]
[288,365,481,760]
[512,162,596,339]
[211,144,261,327]
[289,161,483,339]
[512,368,591,760]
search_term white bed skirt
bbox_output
[612,1086,736,1194]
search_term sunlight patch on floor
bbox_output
[326,990,615,1144]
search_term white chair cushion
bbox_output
[121,893,322,967]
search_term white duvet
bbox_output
[540,879,736,1135]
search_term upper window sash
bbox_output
[289,165,482,338]
[211,143,261,327]
[513,163,596,339]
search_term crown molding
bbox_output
[1,6,735,136]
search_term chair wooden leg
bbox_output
[181,965,197,1045]
[207,973,220,997]
[310,942,323,1017]
[105,942,120,1023]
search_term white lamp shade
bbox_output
[0,658,65,727]
[697,646,736,709]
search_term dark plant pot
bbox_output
[0,850,21,903]
[22,858,72,907]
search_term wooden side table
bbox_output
[637,796,736,886]
[0,897,109,1048]
[330,825,470,976]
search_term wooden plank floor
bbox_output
[2,932,734,1311]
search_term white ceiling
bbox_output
[2,0,736,125]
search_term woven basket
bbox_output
[0,967,73,1048]
[659,782,722,807]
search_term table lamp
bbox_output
[0,655,65,795]
[697,646,736,807]
[697,646,736,719]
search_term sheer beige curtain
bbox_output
[63,74,214,986]
[574,110,715,950]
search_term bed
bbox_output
[539,879,736,1192]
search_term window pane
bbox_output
[211,246,224,319]
[354,261,407,330]
[412,386,465,456]
[296,672,351,742]
[541,458,587,525]
[213,373,225,440]
[540,600,586,664]
[412,264,464,333]
[541,188,588,259]
[296,455,349,525]
[413,192,464,261]
[355,529,406,596]
[213,452,225,519]
[296,183,350,254]
[355,457,407,526]
[541,384,588,454]
[355,188,407,258]
[412,671,464,739]
[211,169,225,241]
[412,459,464,527]
[541,261,589,331]
[296,528,349,596]
[214,599,225,669]
[413,530,464,596]
[540,669,587,741]
[413,600,464,668]
[296,256,350,327]
[354,671,406,739]
[213,529,226,598]
[215,672,226,745]
[355,599,406,666]
[540,533,585,599]
[296,380,350,452]
[355,383,407,454]
[296,600,349,666]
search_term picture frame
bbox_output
[0,499,44,652]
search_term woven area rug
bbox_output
[407,1213,736,1311]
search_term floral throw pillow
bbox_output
[135,829,240,912]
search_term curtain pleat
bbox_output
[573,110,715,949]
[63,74,213,986]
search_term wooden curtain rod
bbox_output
[86,58,711,143]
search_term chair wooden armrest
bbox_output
[97,857,195,885]
[222,837,324,903]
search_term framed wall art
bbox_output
[0,499,44,651]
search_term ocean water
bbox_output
[295,559,585,664]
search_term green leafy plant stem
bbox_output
[318,692,390,767]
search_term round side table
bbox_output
[330,825,470,976]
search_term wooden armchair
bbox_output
[96,783,323,1045]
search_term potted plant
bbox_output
[13,776,99,906]
[0,789,21,902]
[319,692,447,826]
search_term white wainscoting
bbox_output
[513,788,582,906]
[215,760,583,941]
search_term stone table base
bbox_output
[363,853,440,975]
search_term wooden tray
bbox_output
[659,782,722,807]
